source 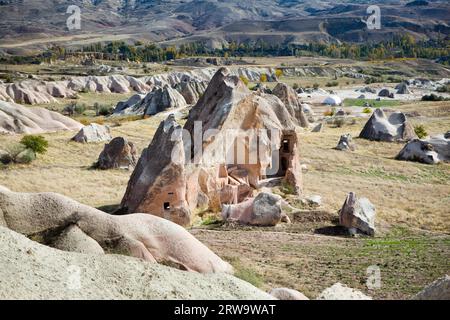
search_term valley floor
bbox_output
[0,74,449,300]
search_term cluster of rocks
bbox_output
[0,75,151,105]
[113,84,188,116]
[358,108,449,165]
[119,68,304,226]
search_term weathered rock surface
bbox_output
[221,193,289,226]
[120,68,303,226]
[0,186,232,274]
[272,83,309,128]
[174,80,209,105]
[113,93,146,115]
[95,137,138,170]
[396,82,412,94]
[120,115,191,225]
[72,124,112,143]
[335,134,355,151]
[317,283,372,300]
[339,192,376,236]
[412,275,450,300]
[0,226,272,300]
[359,108,416,142]
[311,123,324,133]
[323,95,342,106]
[0,100,83,134]
[396,134,450,164]
[0,68,276,106]
[378,88,394,98]
[114,85,187,116]
[269,288,309,300]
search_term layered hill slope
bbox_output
[1,0,448,52]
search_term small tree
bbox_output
[239,76,249,86]
[275,69,283,78]
[20,135,48,155]
[414,125,428,139]
[260,74,268,83]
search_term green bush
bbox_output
[20,135,48,155]
[15,148,36,164]
[436,85,450,93]
[414,125,428,139]
[362,107,373,114]
[313,83,319,90]
[98,106,114,116]
[326,81,339,87]
[239,76,249,86]
[421,94,448,101]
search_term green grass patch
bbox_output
[227,257,265,288]
[234,266,265,288]
[336,167,410,182]
[344,98,402,108]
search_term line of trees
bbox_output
[1,35,448,65]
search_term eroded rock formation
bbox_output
[359,108,416,142]
[0,186,232,274]
[0,100,82,134]
[339,192,376,236]
[95,137,138,170]
[120,68,303,226]
[396,134,450,164]
[272,83,309,128]
[72,123,112,143]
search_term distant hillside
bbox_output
[0,0,449,53]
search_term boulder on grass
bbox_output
[339,192,376,236]
[396,82,412,94]
[335,134,355,151]
[396,135,450,164]
[317,283,372,300]
[269,288,309,300]
[378,89,391,97]
[96,137,138,170]
[221,192,289,226]
[412,275,450,300]
[72,123,112,143]
[359,108,416,142]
